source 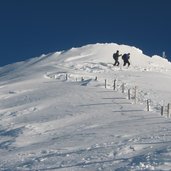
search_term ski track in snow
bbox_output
[0,43,171,170]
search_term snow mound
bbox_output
[1,43,171,170]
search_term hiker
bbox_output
[122,53,130,67]
[113,50,122,66]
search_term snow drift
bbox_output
[0,43,171,171]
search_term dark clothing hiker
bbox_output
[113,50,122,66]
[122,53,130,67]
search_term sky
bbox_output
[0,0,171,67]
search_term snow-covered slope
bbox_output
[1,43,171,170]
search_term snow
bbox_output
[1,43,171,170]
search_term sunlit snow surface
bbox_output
[0,43,171,171]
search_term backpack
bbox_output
[122,54,126,60]
[113,53,118,59]
[122,54,129,60]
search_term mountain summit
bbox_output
[1,43,171,170]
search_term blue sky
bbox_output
[0,0,170,66]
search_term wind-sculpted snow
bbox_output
[0,43,171,170]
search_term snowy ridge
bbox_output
[1,43,171,170]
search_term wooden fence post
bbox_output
[122,83,125,93]
[147,99,150,111]
[113,79,117,91]
[161,106,164,116]
[128,89,131,100]
[105,79,107,88]
[134,86,137,103]
[66,74,68,81]
[167,103,171,118]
